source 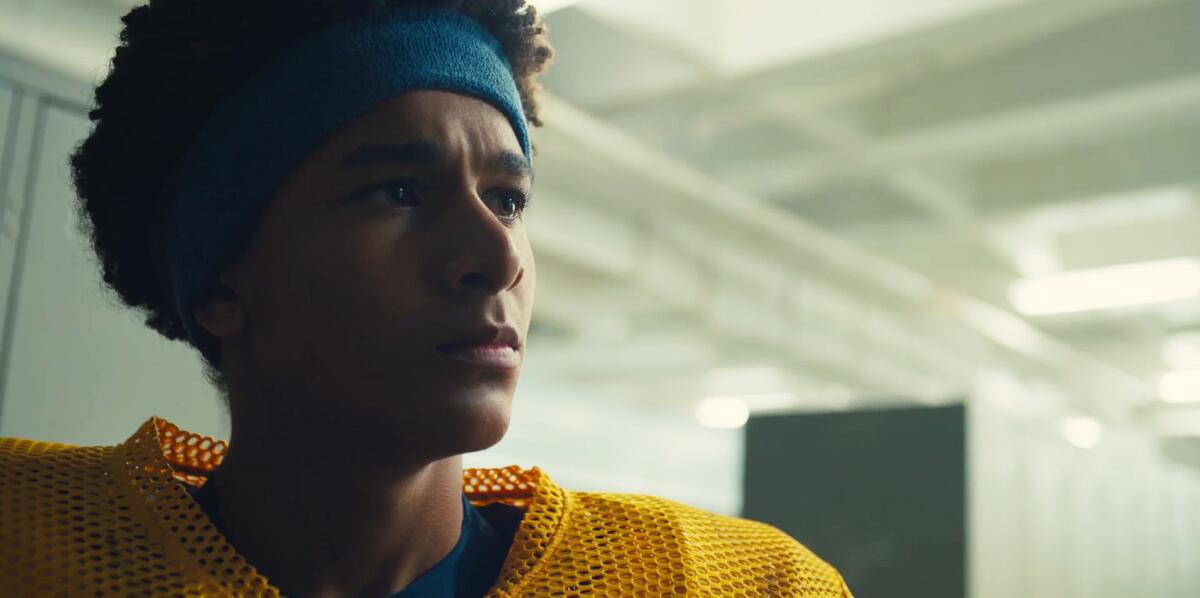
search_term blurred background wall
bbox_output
[1,0,1198,596]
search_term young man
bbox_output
[0,1,852,595]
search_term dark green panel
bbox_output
[744,404,965,598]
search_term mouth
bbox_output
[436,343,522,369]
[435,325,522,369]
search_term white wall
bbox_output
[0,81,228,445]
[970,385,1200,598]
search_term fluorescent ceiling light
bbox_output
[1160,370,1200,404]
[1009,258,1200,316]
[695,396,750,429]
[1163,332,1200,369]
[1059,416,1102,449]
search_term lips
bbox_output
[435,325,523,369]
[436,325,521,352]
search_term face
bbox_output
[201,90,536,461]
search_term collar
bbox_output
[105,417,568,596]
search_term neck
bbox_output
[207,414,465,598]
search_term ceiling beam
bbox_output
[537,93,1153,412]
[977,122,1200,214]
[597,0,1170,117]
[1056,210,1200,270]
[734,75,1200,199]
[861,0,1200,135]
[733,95,1044,285]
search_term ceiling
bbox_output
[531,0,1200,428]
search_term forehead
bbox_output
[327,89,524,158]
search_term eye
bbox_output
[489,188,530,220]
[358,180,420,208]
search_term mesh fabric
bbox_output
[1,418,851,596]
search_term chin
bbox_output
[440,391,513,454]
[365,386,514,458]
[315,378,515,460]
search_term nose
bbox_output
[438,189,525,296]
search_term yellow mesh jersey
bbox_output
[0,418,852,597]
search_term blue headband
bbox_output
[160,8,531,364]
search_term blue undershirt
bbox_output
[187,481,520,598]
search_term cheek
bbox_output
[239,209,381,337]
[300,229,413,320]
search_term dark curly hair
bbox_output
[69,0,552,365]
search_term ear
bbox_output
[192,271,247,339]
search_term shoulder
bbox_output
[0,435,92,471]
[558,490,852,597]
[0,435,109,480]
[0,435,114,536]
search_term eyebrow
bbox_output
[494,150,533,179]
[340,141,444,168]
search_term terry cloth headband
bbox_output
[160,7,531,365]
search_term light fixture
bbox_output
[695,396,750,429]
[1009,258,1200,316]
[1059,416,1102,449]
[1159,370,1200,404]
